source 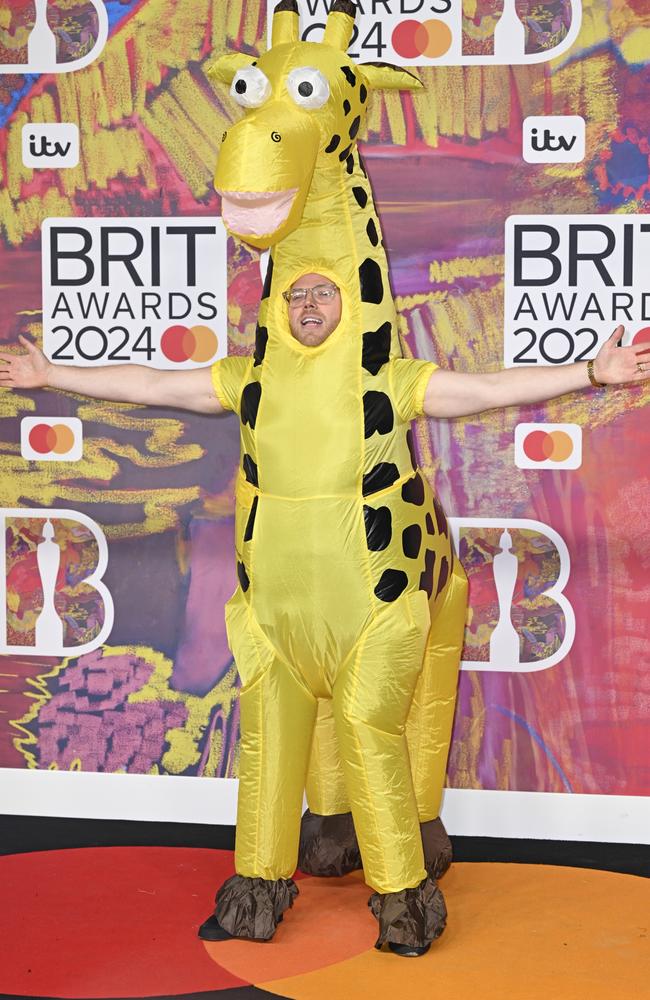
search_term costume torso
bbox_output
[212,323,453,695]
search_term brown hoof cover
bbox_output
[369,875,447,951]
[421,816,453,880]
[212,874,299,941]
[298,809,363,877]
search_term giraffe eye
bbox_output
[286,67,330,110]
[230,66,272,108]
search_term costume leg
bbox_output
[305,697,349,814]
[332,589,447,949]
[406,561,468,877]
[332,591,430,894]
[200,592,317,941]
[299,698,362,876]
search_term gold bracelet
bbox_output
[587,359,606,388]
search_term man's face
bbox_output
[286,272,342,347]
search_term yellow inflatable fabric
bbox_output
[206,0,468,938]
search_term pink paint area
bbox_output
[21,649,188,773]
[218,188,298,237]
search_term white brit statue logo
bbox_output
[1,508,113,657]
[0,0,108,75]
[450,517,575,673]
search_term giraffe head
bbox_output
[209,0,421,250]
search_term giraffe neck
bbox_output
[259,149,401,360]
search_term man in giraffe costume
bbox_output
[3,0,648,959]
[200,0,469,954]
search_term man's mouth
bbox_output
[217,188,299,237]
[301,315,323,327]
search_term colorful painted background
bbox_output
[0,0,649,804]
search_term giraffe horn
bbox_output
[272,0,300,46]
[323,0,357,52]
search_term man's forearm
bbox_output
[423,361,596,419]
[423,325,647,418]
[47,363,157,404]
[485,360,592,410]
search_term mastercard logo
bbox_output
[160,325,218,363]
[29,423,75,455]
[522,429,574,463]
[515,423,582,470]
[21,417,83,462]
[391,18,453,60]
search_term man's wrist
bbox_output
[587,358,606,388]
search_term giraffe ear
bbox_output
[207,52,258,86]
[359,62,423,91]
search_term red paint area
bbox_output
[0,847,249,997]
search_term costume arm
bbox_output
[0,335,225,414]
[423,326,650,418]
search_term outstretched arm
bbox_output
[0,336,224,415]
[423,326,650,419]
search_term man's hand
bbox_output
[0,335,50,389]
[592,326,650,384]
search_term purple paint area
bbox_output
[368,154,512,297]
[172,517,237,697]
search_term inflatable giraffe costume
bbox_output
[201,0,468,952]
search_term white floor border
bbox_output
[1,768,649,844]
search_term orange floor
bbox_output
[208,863,650,1000]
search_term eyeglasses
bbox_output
[282,283,339,305]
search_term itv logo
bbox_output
[523,116,586,164]
[22,124,79,169]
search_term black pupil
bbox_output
[235,79,247,94]
[298,81,314,97]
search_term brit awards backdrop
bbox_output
[0,0,649,841]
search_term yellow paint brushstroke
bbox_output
[0,391,36,419]
[383,92,407,147]
[429,254,503,285]
[465,66,482,142]
[0,185,73,247]
[77,401,204,456]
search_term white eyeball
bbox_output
[230,65,272,108]
[286,67,330,110]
